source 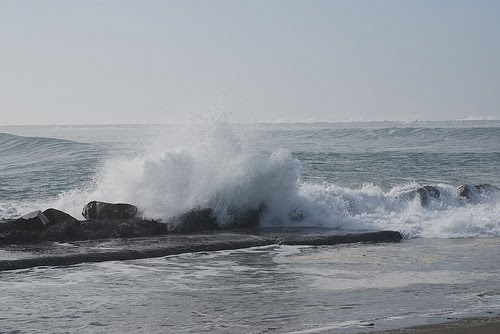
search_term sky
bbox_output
[1,0,499,125]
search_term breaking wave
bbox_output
[1,121,500,239]
[48,121,500,239]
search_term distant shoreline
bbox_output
[1,119,500,128]
[367,316,500,334]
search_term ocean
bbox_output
[1,120,499,333]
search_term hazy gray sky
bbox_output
[1,0,499,125]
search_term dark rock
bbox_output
[56,220,82,241]
[417,185,440,206]
[77,219,122,240]
[398,186,440,206]
[0,211,49,244]
[71,218,169,241]
[115,223,141,238]
[168,204,266,233]
[475,184,499,193]
[458,184,475,199]
[43,208,79,226]
[458,184,500,200]
[0,214,170,245]
[82,201,138,220]
[2,230,32,244]
[224,203,266,228]
[136,219,169,235]
[15,211,49,231]
[168,208,219,233]
[40,209,82,241]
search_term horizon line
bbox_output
[1,118,500,127]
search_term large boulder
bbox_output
[15,210,49,230]
[82,201,138,220]
[43,208,79,226]
[458,184,500,200]
[221,203,266,229]
[42,208,82,241]
[0,209,82,244]
[458,184,475,200]
[167,204,266,233]
[398,185,440,207]
[416,185,440,206]
[168,208,219,233]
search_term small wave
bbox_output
[0,133,102,169]
[0,133,102,202]
[0,132,94,154]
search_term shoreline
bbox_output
[367,316,500,334]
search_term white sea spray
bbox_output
[1,121,499,238]
[43,120,500,238]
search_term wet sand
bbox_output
[370,317,500,334]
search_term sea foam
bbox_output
[47,119,500,239]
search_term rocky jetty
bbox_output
[0,230,403,271]
[0,209,78,244]
[0,214,169,245]
[0,200,273,246]
[0,201,405,270]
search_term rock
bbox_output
[168,204,266,233]
[223,203,266,228]
[78,220,121,240]
[476,184,499,192]
[82,201,138,220]
[43,208,79,226]
[168,208,219,233]
[398,186,440,206]
[1,230,32,244]
[416,185,440,206]
[458,184,500,200]
[136,219,169,236]
[0,210,51,244]
[458,184,475,199]
[56,220,82,241]
[114,222,141,238]
[41,208,82,241]
[243,206,265,227]
[0,203,264,244]
[0,216,171,245]
[70,218,169,241]
[15,210,49,230]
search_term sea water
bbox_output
[0,120,499,332]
